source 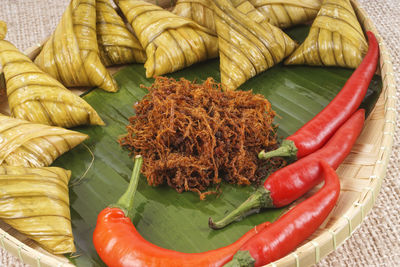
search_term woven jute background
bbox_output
[0,0,399,266]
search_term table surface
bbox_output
[0,0,399,266]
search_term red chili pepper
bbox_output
[93,155,271,267]
[209,109,364,229]
[224,160,340,267]
[258,31,378,160]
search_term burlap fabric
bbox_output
[0,0,399,266]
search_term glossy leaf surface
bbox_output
[53,26,381,266]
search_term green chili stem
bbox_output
[116,155,143,221]
[208,187,273,230]
[258,139,297,160]
[223,250,255,267]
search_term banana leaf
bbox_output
[52,25,382,266]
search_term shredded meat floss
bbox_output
[119,77,285,199]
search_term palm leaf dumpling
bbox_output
[96,0,146,66]
[173,0,217,34]
[0,165,75,254]
[34,0,118,92]
[0,114,88,167]
[0,21,104,128]
[115,0,219,78]
[249,0,323,28]
[211,0,297,90]
[0,21,6,40]
[231,0,297,57]
[172,0,297,57]
[172,0,309,36]
[284,0,368,68]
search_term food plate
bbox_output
[0,0,396,266]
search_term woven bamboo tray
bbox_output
[0,0,396,266]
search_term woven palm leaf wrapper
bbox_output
[211,0,297,90]
[34,0,118,92]
[0,21,104,128]
[249,0,323,28]
[0,21,6,40]
[96,0,146,66]
[0,114,88,167]
[173,0,217,33]
[172,0,319,34]
[231,0,297,58]
[115,0,219,78]
[0,165,75,254]
[285,0,368,68]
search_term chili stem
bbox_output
[223,250,255,267]
[116,155,143,221]
[209,187,273,229]
[258,139,297,160]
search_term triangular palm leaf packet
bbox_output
[232,0,297,57]
[115,0,219,78]
[172,0,304,42]
[96,0,146,66]
[211,0,297,90]
[0,22,104,128]
[284,0,368,68]
[173,0,217,34]
[249,0,323,28]
[0,165,75,254]
[34,0,118,92]
[172,0,297,57]
[0,114,88,167]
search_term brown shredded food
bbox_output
[119,76,285,199]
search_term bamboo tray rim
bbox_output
[0,0,397,266]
